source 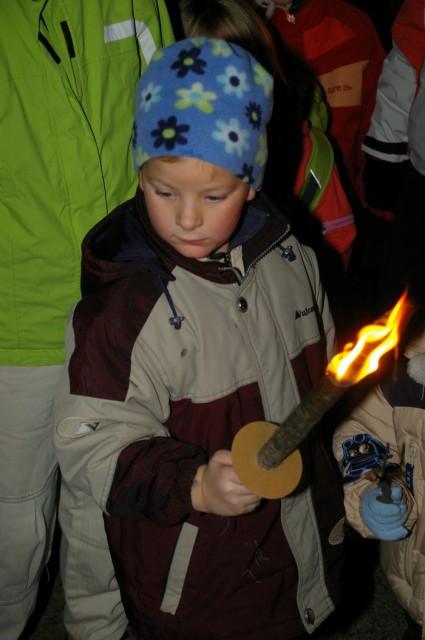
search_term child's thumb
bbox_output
[211,449,233,466]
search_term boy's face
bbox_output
[139,157,256,259]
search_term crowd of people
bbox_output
[1,1,423,640]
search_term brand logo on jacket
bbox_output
[318,60,367,108]
[77,421,100,434]
[295,306,315,319]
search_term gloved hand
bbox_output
[361,482,408,541]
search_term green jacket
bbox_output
[0,0,174,365]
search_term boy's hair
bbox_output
[132,37,273,190]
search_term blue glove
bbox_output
[361,482,408,541]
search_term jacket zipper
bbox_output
[219,224,292,283]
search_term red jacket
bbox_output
[392,0,425,74]
[272,0,385,199]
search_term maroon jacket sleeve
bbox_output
[106,437,208,525]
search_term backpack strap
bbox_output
[299,126,334,212]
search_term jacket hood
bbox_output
[80,188,291,297]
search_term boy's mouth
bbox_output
[179,238,206,245]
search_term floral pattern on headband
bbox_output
[175,83,217,114]
[171,47,207,78]
[151,116,190,150]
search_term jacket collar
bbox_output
[81,188,291,295]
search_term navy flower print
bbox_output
[237,163,255,185]
[245,102,262,130]
[171,47,207,78]
[151,116,189,150]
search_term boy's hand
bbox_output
[361,482,408,541]
[191,450,261,516]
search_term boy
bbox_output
[333,319,425,639]
[54,38,345,639]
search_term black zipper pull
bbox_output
[277,244,296,262]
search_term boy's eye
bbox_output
[206,195,225,203]
[156,190,173,199]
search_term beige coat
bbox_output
[333,327,425,631]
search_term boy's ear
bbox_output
[246,187,256,202]
[138,169,144,191]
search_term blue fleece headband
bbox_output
[132,37,274,190]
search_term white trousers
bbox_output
[0,365,61,639]
[0,364,127,639]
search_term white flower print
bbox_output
[213,118,250,157]
[139,82,161,113]
[217,65,249,98]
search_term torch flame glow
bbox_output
[327,291,412,386]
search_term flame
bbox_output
[327,291,413,386]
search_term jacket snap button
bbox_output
[236,297,248,312]
[304,608,315,624]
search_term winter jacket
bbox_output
[362,0,425,213]
[271,0,385,199]
[54,189,345,640]
[333,327,425,630]
[0,0,174,366]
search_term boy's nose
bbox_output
[176,204,202,230]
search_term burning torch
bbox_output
[231,292,413,499]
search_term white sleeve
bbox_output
[362,44,416,163]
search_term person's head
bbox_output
[139,156,256,259]
[132,37,273,258]
[176,0,315,208]
[179,0,277,75]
